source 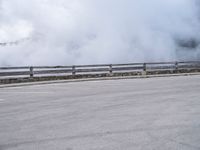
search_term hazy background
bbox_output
[0,0,200,66]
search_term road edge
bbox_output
[0,72,200,88]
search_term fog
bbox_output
[0,0,200,66]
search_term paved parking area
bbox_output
[0,75,200,150]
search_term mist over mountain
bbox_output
[0,0,200,66]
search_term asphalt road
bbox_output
[0,75,200,150]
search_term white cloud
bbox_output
[0,0,200,66]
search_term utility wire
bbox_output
[0,37,31,46]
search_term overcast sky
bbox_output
[0,0,200,66]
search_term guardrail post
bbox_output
[72,66,76,75]
[175,61,178,72]
[109,64,113,75]
[143,63,147,71]
[30,67,34,77]
[142,63,147,75]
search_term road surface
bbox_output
[0,75,200,150]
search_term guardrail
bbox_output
[0,61,200,84]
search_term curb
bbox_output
[0,72,200,88]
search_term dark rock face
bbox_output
[174,38,200,60]
[176,39,199,49]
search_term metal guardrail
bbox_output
[0,61,200,78]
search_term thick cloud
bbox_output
[0,0,200,66]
